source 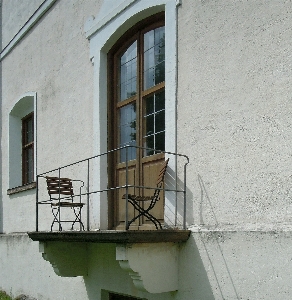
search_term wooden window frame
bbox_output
[22,112,34,185]
[108,12,165,158]
[108,13,165,229]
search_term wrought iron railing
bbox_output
[35,145,189,231]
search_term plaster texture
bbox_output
[1,0,44,48]
[2,231,292,300]
[1,0,292,299]
[177,0,292,229]
[1,0,102,233]
[0,233,87,300]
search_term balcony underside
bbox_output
[28,229,191,293]
[28,229,191,244]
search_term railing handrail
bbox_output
[36,145,189,177]
[36,145,189,231]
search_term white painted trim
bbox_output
[86,0,178,229]
[85,0,137,39]
[0,0,57,60]
[8,92,37,188]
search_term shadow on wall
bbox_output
[198,174,219,227]
[178,235,216,300]
[165,163,194,228]
[196,176,240,299]
[0,0,3,233]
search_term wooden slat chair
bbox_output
[46,176,85,231]
[122,158,169,230]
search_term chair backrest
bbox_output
[155,158,169,190]
[46,176,74,196]
[156,158,169,188]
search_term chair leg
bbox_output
[71,207,85,231]
[128,200,162,230]
[51,206,62,231]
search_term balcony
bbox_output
[28,146,191,293]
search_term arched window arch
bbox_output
[8,93,36,190]
[85,0,179,230]
[108,13,166,229]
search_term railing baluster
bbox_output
[125,146,129,230]
[58,168,61,231]
[87,159,90,231]
[36,175,39,232]
[183,161,187,230]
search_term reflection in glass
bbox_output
[144,26,165,90]
[119,41,137,101]
[119,103,137,161]
[143,90,165,156]
[27,147,34,183]
[26,118,33,143]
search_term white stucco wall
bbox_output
[0,234,87,299]
[1,0,102,233]
[177,0,292,230]
[2,0,44,48]
[2,0,292,299]
[2,231,292,300]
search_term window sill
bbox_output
[7,182,36,195]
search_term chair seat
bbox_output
[51,201,85,207]
[122,194,154,201]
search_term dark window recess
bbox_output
[22,112,34,185]
[109,293,142,300]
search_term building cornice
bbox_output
[0,0,57,61]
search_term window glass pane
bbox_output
[146,94,154,115]
[145,135,154,156]
[27,118,33,143]
[143,90,165,156]
[119,103,136,161]
[27,147,34,183]
[155,111,165,133]
[155,131,165,152]
[23,146,33,184]
[144,26,165,90]
[120,41,137,101]
[144,30,154,52]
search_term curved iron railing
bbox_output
[35,145,189,231]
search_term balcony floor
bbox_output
[28,229,191,244]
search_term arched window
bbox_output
[85,0,179,230]
[108,13,165,229]
[8,93,36,191]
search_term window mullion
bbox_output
[137,30,143,190]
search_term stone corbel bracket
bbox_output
[116,242,179,293]
[39,241,88,277]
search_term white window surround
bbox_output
[8,92,37,190]
[85,0,180,229]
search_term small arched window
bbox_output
[8,93,36,191]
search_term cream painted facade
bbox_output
[1,0,292,299]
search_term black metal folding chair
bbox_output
[122,158,169,230]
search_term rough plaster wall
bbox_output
[2,0,44,48]
[86,243,176,300]
[2,232,292,300]
[177,0,292,229]
[179,231,292,300]
[0,234,87,300]
[1,0,102,233]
